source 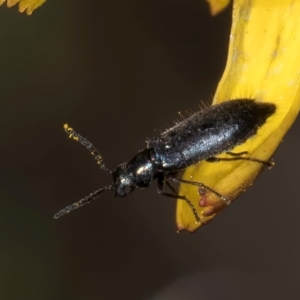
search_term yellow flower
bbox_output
[0,0,46,15]
[177,0,300,232]
[206,0,231,15]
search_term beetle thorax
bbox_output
[112,149,155,197]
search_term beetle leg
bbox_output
[157,173,174,193]
[206,154,274,167]
[165,180,177,194]
[157,173,200,222]
[167,175,231,205]
[226,151,248,156]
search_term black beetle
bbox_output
[54,99,276,221]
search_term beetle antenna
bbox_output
[64,124,112,174]
[54,185,113,219]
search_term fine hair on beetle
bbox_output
[54,99,276,222]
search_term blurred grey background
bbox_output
[0,0,299,299]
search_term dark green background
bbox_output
[0,0,299,299]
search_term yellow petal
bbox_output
[1,0,45,14]
[177,0,300,232]
[18,0,45,15]
[7,0,18,7]
[205,0,231,15]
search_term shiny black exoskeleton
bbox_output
[54,99,276,220]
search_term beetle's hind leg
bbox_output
[207,151,274,168]
[157,173,201,223]
[226,151,248,156]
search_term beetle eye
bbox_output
[115,183,134,197]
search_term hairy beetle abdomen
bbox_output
[147,99,276,171]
